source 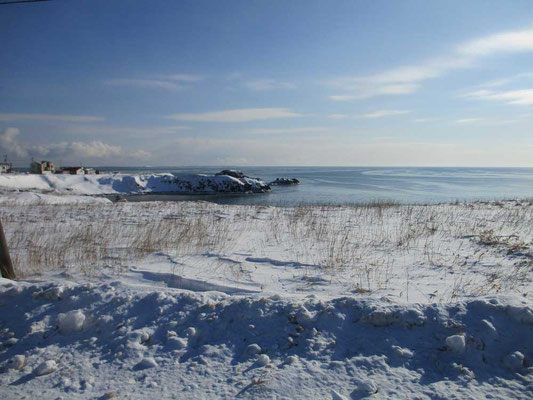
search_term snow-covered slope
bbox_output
[0,278,531,399]
[0,199,532,399]
[0,173,270,195]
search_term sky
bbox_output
[0,0,532,167]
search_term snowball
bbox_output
[503,351,525,371]
[284,355,299,364]
[135,357,158,370]
[392,345,414,358]
[58,310,86,333]
[331,389,349,400]
[357,379,378,394]
[6,354,25,370]
[255,354,270,367]
[445,334,465,353]
[247,344,262,355]
[34,360,57,376]
[167,337,187,349]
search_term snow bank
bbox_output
[0,172,270,195]
[0,192,112,205]
[0,281,531,399]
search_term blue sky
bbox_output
[1,0,532,167]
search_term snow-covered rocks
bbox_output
[57,310,86,333]
[445,334,466,353]
[269,178,300,185]
[33,360,57,376]
[0,171,271,195]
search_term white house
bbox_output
[0,162,12,174]
[30,161,56,174]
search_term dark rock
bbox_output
[215,170,246,179]
[269,178,300,185]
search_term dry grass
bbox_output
[1,199,531,301]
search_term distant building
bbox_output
[61,167,84,175]
[83,168,95,175]
[0,162,12,174]
[31,161,57,174]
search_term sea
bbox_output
[93,166,533,206]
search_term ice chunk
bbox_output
[256,354,270,367]
[34,360,57,376]
[445,334,465,353]
[503,351,524,371]
[392,345,414,358]
[247,344,262,355]
[58,310,86,333]
[331,389,349,400]
[284,355,299,364]
[356,379,378,394]
[135,357,158,369]
[6,354,25,370]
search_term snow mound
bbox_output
[0,192,112,205]
[0,281,532,398]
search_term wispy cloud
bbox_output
[163,74,203,82]
[167,108,303,122]
[0,113,104,123]
[245,79,296,91]
[354,110,410,119]
[104,79,183,90]
[456,29,533,56]
[249,126,327,134]
[67,125,191,137]
[456,118,483,124]
[104,74,203,90]
[463,88,533,106]
[328,110,410,119]
[328,28,533,100]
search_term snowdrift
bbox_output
[0,279,531,399]
[0,173,270,195]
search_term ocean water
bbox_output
[97,166,533,206]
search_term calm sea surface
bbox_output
[96,166,533,206]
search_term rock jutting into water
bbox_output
[269,178,300,185]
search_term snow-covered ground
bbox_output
[0,196,532,399]
[0,172,270,195]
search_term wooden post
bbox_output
[0,220,15,280]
